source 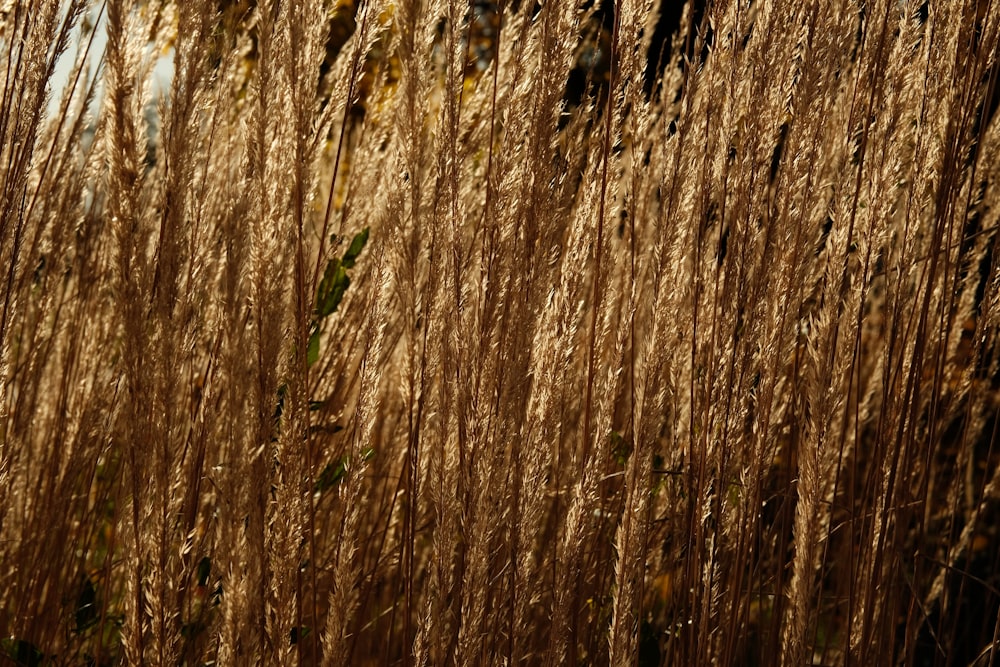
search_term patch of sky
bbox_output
[46,2,175,123]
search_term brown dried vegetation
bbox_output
[2,0,1000,664]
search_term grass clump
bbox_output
[2,0,1000,664]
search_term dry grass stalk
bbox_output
[2,0,1000,665]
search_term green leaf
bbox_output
[315,259,349,319]
[313,227,368,327]
[307,327,321,366]
[341,227,369,268]
[315,258,338,315]
[314,447,375,493]
[309,422,343,435]
[315,459,346,492]
[610,430,632,467]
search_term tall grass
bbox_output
[2,0,1000,664]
